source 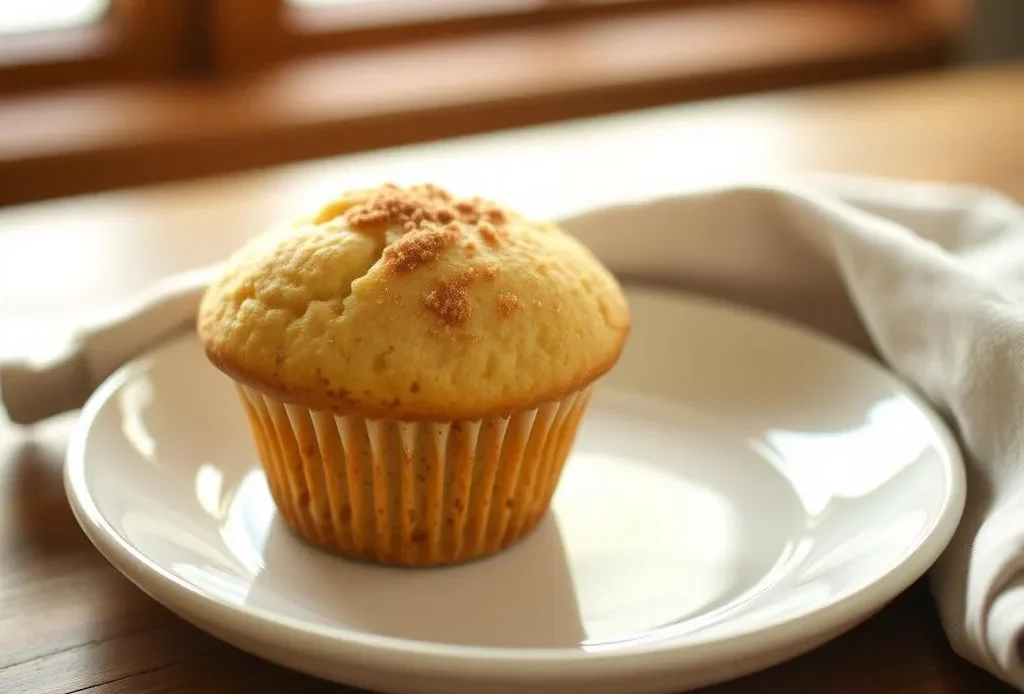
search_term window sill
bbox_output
[0,0,958,206]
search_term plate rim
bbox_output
[64,285,967,677]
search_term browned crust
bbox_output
[198,323,629,422]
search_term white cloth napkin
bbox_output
[4,175,1024,689]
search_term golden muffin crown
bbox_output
[198,183,630,420]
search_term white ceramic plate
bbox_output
[65,286,965,694]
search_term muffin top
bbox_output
[198,183,630,420]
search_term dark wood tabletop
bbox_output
[2,63,1024,694]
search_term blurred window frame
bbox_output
[0,1,197,94]
[0,0,972,205]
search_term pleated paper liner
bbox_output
[236,384,593,567]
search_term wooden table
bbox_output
[2,63,1024,694]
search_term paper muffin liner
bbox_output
[234,383,593,567]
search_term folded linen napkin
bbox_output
[3,176,1024,690]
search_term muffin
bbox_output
[197,183,629,567]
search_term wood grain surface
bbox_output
[2,63,1024,693]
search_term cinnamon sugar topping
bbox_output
[496,292,522,317]
[347,208,392,228]
[422,264,499,327]
[453,197,507,227]
[423,279,470,327]
[345,185,505,234]
[339,185,511,272]
[345,189,446,233]
[465,264,498,283]
[382,227,459,274]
